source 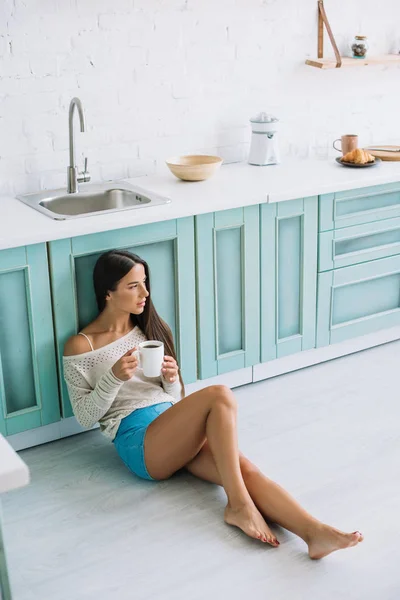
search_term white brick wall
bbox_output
[0,0,400,196]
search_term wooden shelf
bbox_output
[306,54,400,69]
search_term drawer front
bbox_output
[319,216,400,271]
[319,182,400,231]
[316,254,400,347]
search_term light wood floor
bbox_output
[3,341,400,600]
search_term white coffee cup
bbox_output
[134,340,164,378]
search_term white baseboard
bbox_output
[8,328,400,452]
[253,326,400,382]
[185,367,253,395]
[8,418,99,452]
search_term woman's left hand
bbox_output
[162,355,179,383]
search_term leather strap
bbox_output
[318,0,342,68]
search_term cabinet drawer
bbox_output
[316,254,400,347]
[319,216,400,271]
[319,182,400,231]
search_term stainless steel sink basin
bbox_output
[16,182,171,220]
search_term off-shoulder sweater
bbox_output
[62,326,182,440]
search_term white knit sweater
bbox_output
[62,326,182,440]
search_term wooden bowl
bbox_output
[165,155,223,181]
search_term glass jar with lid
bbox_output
[351,35,369,59]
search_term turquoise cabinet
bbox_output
[319,182,400,232]
[317,254,400,346]
[196,206,260,379]
[260,197,318,360]
[49,218,197,417]
[0,244,60,435]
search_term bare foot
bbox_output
[224,502,280,547]
[307,523,364,559]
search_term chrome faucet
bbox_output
[67,97,90,193]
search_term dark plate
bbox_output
[335,157,382,168]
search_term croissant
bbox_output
[343,148,375,164]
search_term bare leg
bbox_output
[144,385,278,546]
[186,441,364,559]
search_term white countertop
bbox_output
[0,434,30,494]
[1,158,400,251]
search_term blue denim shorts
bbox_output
[113,402,173,481]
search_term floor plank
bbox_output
[2,341,400,600]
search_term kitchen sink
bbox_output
[16,182,171,220]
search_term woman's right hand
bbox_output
[112,347,139,381]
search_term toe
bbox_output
[265,535,277,546]
[347,532,362,547]
[271,537,280,547]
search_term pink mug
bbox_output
[333,135,358,156]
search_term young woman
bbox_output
[63,249,364,560]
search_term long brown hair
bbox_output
[93,249,184,396]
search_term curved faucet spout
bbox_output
[67,97,90,193]
[68,97,85,168]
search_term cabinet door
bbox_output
[0,245,60,436]
[196,206,260,379]
[49,218,197,417]
[260,197,318,360]
[317,254,400,347]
